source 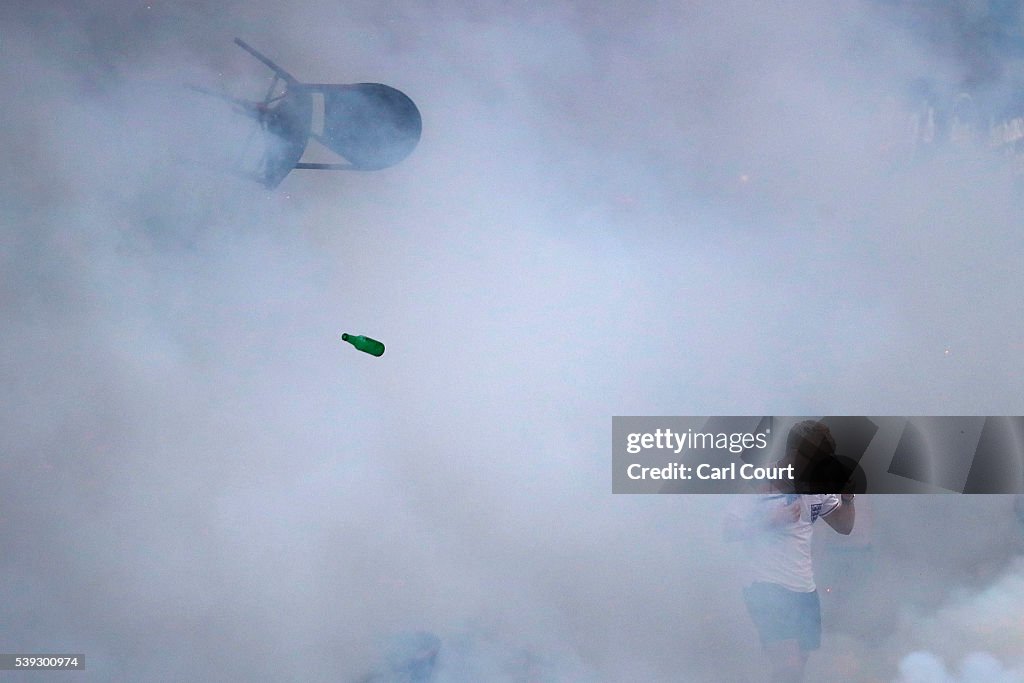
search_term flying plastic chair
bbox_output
[200,38,422,188]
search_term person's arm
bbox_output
[823,494,855,535]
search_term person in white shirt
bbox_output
[724,420,856,683]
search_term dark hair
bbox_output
[786,420,836,458]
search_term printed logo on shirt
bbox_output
[809,502,823,522]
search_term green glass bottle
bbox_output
[341,333,385,357]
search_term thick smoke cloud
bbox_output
[3,1,1024,681]
[897,652,1023,683]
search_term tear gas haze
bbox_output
[2,1,1024,680]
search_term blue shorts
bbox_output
[743,582,821,651]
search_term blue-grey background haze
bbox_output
[3,1,1024,680]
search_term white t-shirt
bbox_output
[728,493,842,592]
